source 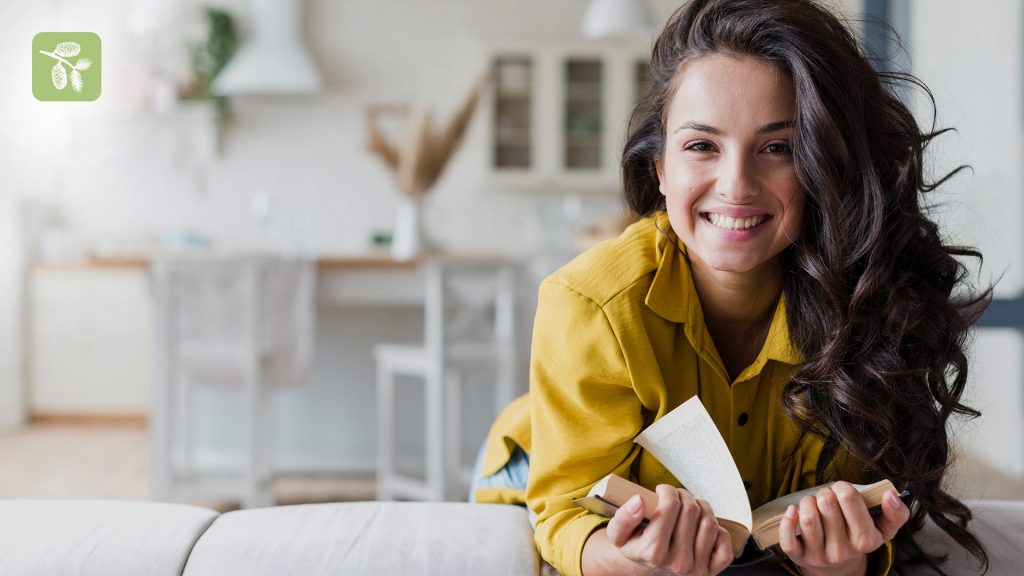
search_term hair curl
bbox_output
[623,0,992,572]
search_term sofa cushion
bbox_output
[183,501,540,576]
[0,499,218,576]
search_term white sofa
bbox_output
[0,500,538,576]
[0,499,1020,575]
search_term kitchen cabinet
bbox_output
[28,264,154,416]
[487,43,651,194]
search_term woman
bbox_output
[472,1,990,575]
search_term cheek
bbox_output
[680,164,716,202]
[782,191,805,238]
[665,187,703,222]
[662,170,705,210]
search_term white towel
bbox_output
[260,257,316,388]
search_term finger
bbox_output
[778,504,804,562]
[627,484,681,565]
[832,481,882,553]
[876,490,911,541]
[816,487,851,560]
[798,495,825,554]
[693,499,720,569]
[606,494,647,547]
[710,527,735,574]
[670,489,700,572]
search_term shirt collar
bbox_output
[750,293,804,371]
[645,213,698,325]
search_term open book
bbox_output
[572,396,903,562]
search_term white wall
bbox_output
[957,329,1024,478]
[0,195,24,428]
[908,0,1024,476]
[909,0,1023,297]
[0,0,639,258]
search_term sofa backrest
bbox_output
[183,501,539,575]
[0,499,218,576]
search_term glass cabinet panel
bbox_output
[564,59,603,170]
[493,57,533,169]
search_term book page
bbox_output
[635,396,752,529]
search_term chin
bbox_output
[709,262,758,273]
[704,255,771,274]
[703,252,754,269]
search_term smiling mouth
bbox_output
[702,212,772,231]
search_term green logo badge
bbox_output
[33,32,101,101]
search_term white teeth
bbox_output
[707,213,765,230]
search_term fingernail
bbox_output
[785,505,798,519]
[888,491,902,510]
[626,494,644,515]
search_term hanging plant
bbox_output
[182,7,237,121]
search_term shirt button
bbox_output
[743,481,752,490]
[737,412,749,426]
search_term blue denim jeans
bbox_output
[468,442,530,503]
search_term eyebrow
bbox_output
[672,120,795,135]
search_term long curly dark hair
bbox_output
[622,0,992,573]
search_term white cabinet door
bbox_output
[29,266,154,415]
[487,43,650,193]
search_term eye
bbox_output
[683,140,716,153]
[763,141,793,155]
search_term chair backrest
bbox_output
[151,255,316,387]
[158,257,260,346]
[422,259,518,410]
[422,260,515,349]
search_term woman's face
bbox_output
[657,53,803,277]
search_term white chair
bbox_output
[150,256,315,508]
[374,259,518,501]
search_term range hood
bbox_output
[213,0,322,94]
[582,0,653,40]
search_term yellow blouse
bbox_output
[477,213,892,576]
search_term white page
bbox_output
[635,396,752,529]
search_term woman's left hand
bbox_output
[778,481,910,576]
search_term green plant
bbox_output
[186,7,237,119]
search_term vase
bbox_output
[390,195,425,261]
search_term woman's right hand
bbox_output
[602,484,734,576]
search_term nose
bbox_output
[714,153,759,203]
